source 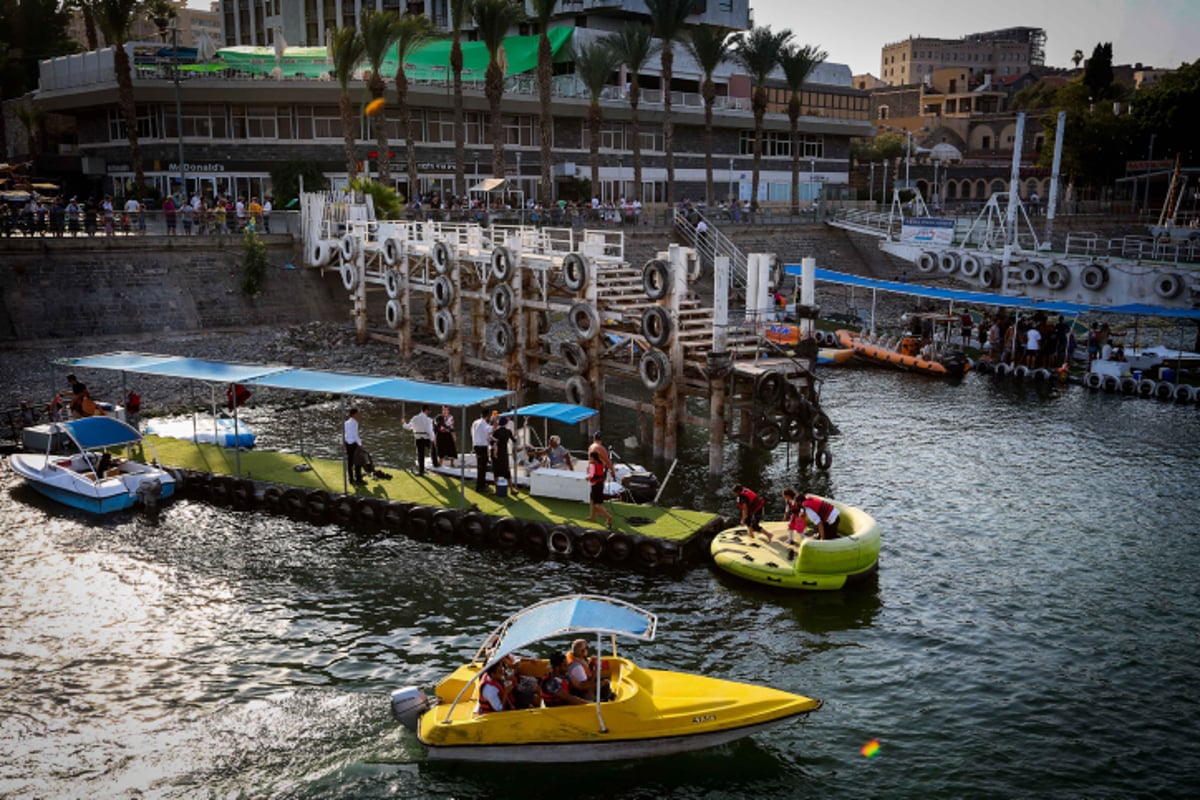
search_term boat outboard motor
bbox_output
[135,477,163,510]
[391,687,431,731]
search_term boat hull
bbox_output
[9,452,176,515]
[836,329,969,377]
[817,347,855,366]
[711,499,881,591]
[144,417,256,448]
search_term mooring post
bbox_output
[354,224,367,344]
[584,241,604,411]
[399,237,413,357]
[663,243,686,461]
[504,233,524,395]
[448,247,464,382]
[708,255,731,475]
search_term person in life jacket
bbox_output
[585,450,613,526]
[226,383,252,411]
[800,494,841,540]
[782,487,805,543]
[539,652,586,707]
[474,661,512,715]
[565,638,612,701]
[732,483,768,538]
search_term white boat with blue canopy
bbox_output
[8,416,176,514]
[390,595,822,763]
[424,402,661,503]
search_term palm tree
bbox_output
[644,0,694,206]
[685,25,736,206]
[531,0,558,205]
[780,43,826,215]
[449,0,471,197]
[73,0,100,50]
[95,0,145,188]
[143,0,176,40]
[735,25,792,215]
[1072,49,1084,69]
[330,26,366,179]
[606,23,658,205]
[360,10,400,183]
[472,0,526,180]
[393,14,438,199]
[575,40,621,198]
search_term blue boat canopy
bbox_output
[57,352,511,408]
[504,403,598,425]
[477,595,657,668]
[60,416,143,449]
[786,266,1200,320]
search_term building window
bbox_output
[878,105,889,120]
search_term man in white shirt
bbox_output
[262,197,272,232]
[404,404,435,476]
[344,408,365,484]
[470,408,493,493]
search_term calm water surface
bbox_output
[2,368,1198,799]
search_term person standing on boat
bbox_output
[471,409,492,493]
[490,417,515,494]
[588,432,614,478]
[404,405,435,476]
[586,451,613,526]
[433,405,457,467]
[732,484,768,538]
[800,494,841,540]
[344,408,366,485]
[1025,324,1042,368]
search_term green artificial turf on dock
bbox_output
[144,436,716,540]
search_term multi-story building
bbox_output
[66,2,222,50]
[880,27,1045,87]
[32,7,872,207]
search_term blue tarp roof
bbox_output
[504,403,598,425]
[786,266,1200,320]
[61,416,142,449]
[483,595,657,667]
[60,352,510,408]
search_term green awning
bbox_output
[214,27,574,81]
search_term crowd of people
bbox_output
[0,193,272,237]
[399,191,648,228]
[977,310,1078,369]
[475,637,615,715]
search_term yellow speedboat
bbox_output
[711,498,881,590]
[391,595,821,762]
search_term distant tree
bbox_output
[1010,80,1060,111]
[645,0,695,205]
[736,25,793,212]
[575,40,621,198]
[472,0,526,180]
[95,0,146,187]
[448,0,470,196]
[1130,58,1200,165]
[531,0,558,205]
[1039,80,1137,189]
[360,10,400,183]
[330,26,366,178]
[143,0,176,40]
[1071,49,1084,69]
[607,22,659,205]
[1082,42,1114,100]
[780,43,827,214]
[393,14,438,198]
[685,25,736,206]
[269,160,329,207]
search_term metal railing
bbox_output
[675,209,748,294]
[0,208,302,238]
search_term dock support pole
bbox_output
[708,255,731,475]
[449,253,464,383]
[354,228,367,345]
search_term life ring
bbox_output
[230,479,255,509]
[262,485,284,513]
[382,501,410,532]
[357,498,385,531]
[490,284,514,319]
[1154,272,1183,299]
[1100,375,1119,393]
[491,245,514,281]
[560,341,589,373]
[979,264,1000,289]
[384,268,401,298]
[432,240,452,273]
[208,475,232,504]
[1084,372,1102,390]
[634,538,663,569]
[565,375,593,407]
[382,237,402,267]
[641,306,672,347]
[1137,378,1156,397]
[339,233,358,262]
[917,251,937,273]
[340,261,359,291]
[1031,368,1051,382]
[282,488,307,519]
[959,253,981,278]
[783,413,806,443]
[639,350,672,392]
[406,506,432,539]
[1119,376,1138,395]
[576,529,605,559]
[305,489,331,522]
[755,420,782,450]
[1013,365,1030,380]
[974,359,993,375]
[1174,384,1196,403]
[643,259,672,299]
[458,512,487,541]
[487,321,515,355]
[756,371,784,406]
[520,521,547,552]
[1021,262,1043,286]
[1081,263,1107,291]
[432,275,454,308]
[563,252,590,292]
[547,526,574,556]
[431,509,457,539]
[568,302,601,341]
[814,445,833,470]
[1154,381,1174,401]
[385,298,403,329]
[310,239,332,267]
[490,517,521,548]
[1043,263,1070,291]
[333,495,357,525]
[812,411,832,441]
[606,532,633,562]
[433,308,454,342]
[938,251,960,274]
